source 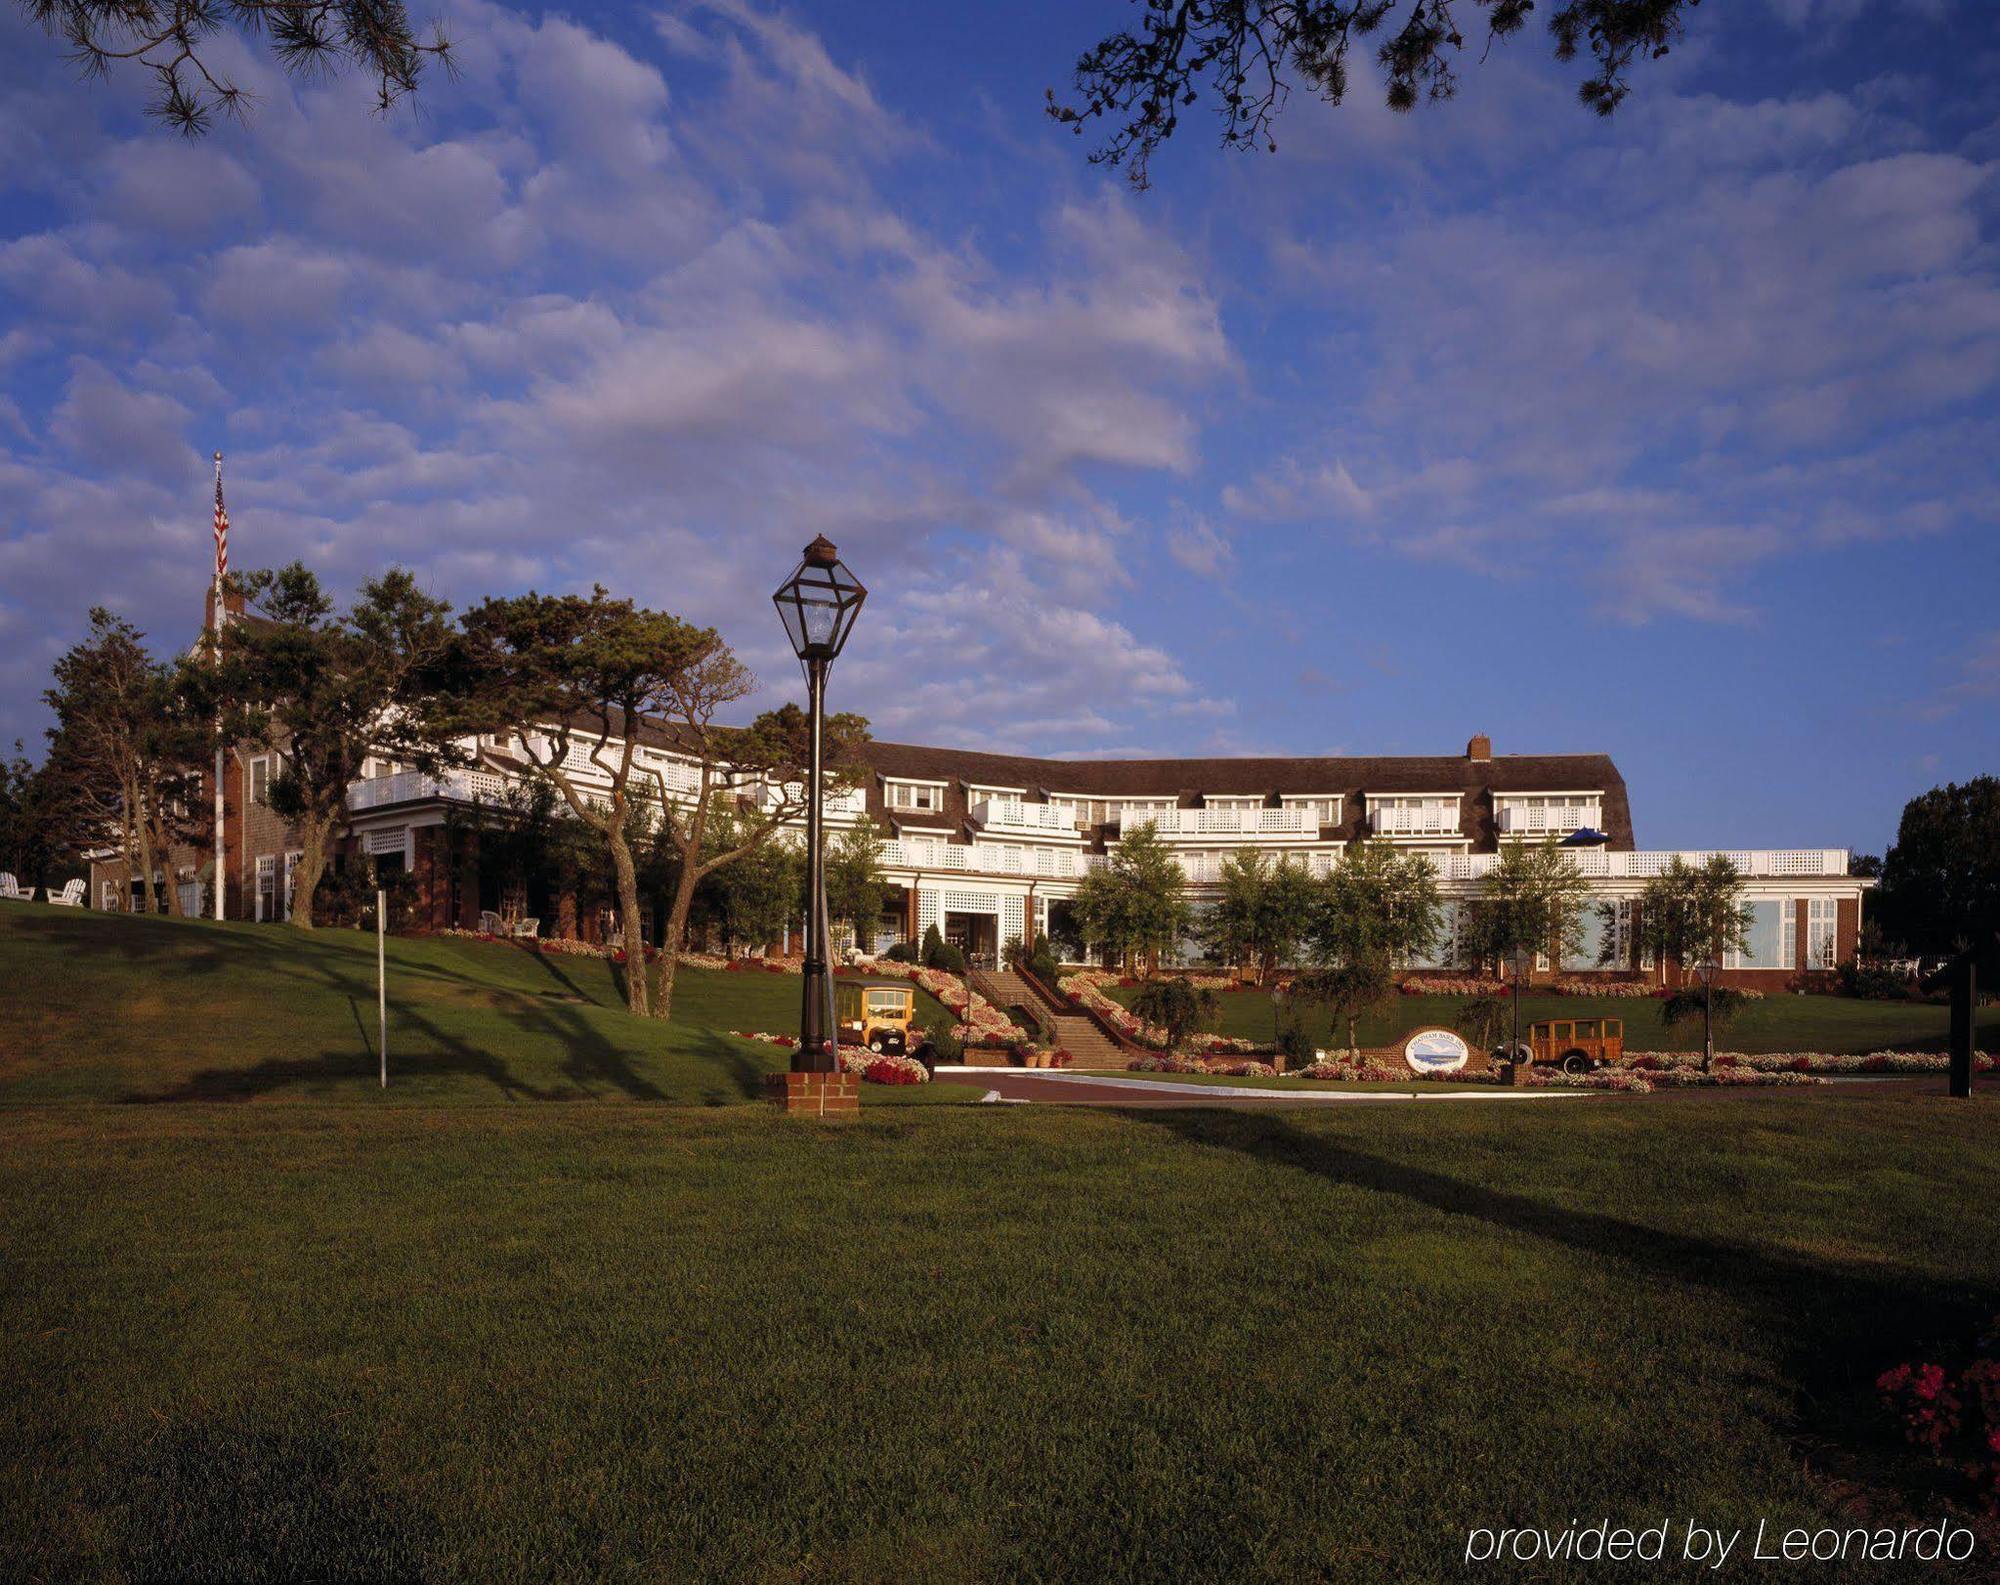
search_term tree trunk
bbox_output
[608,829,648,1016]
[558,887,577,941]
[1347,1014,1359,1062]
[287,811,338,931]
[650,849,704,1022]
[129,784,158,915]
[155,820,185,918]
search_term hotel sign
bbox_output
[1402,1027,1471,1074]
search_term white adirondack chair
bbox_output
[512,917,540,940]
[46,880,85,907]
[0,873,30,901]
[478,910,506,936]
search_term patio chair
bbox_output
[512,917,540,940]
[478,910,506,936]
[0,873,29,901]
[46,880,84,907]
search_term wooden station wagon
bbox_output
[1529,1017,1625,1075]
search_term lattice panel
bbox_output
[917,889,941,937]
[1002,896,1023,945]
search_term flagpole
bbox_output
[212,451,227,922]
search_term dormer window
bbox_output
[886,779,944,813]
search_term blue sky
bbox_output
[0,0,1995,854]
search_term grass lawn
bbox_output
[0,905,956,1106]
[1105,981,1999,1054]
[6,1095,1999,1582]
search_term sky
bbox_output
[0,0,1995,855]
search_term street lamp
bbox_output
[1696,957,1720,1071]
[773,535,866,1079]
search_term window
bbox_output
[248,756,270,805]
[255,855,277,922]
[1727,899,1787,970]
[283,852,302,920]
[886,781,941,812]
[1784,898,1839,970]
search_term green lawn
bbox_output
[0,904,955,1106]
[5,1095,1998,1582]
[1105,981,1998,1054]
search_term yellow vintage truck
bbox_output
[836,980,916,1054]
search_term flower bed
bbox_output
[1625,1050,1995,1076]
[1548,978,1656,997]
[1126,1053,1207,1075]
[1879,1322,2000,1515]
[1398,976,1504,996]
[840,1050,930,1085]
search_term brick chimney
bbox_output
[1466,733,1492,762]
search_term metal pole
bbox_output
[377,889,387,1088]
[797,656,831,1073]
[1948,956,1974,1100]
[1703,966,1714,1071]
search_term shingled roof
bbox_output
[856,739,1634,851]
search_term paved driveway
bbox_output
[932,1070,1595,1107]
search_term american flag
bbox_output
[212,450,228,587]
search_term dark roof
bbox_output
[857,740,1634,851]
[481,713,1635,852]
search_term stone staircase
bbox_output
[970,968,1129,1070]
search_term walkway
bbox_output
[932,1069,1595,1107]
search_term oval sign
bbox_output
[1403,1027,1470,1074]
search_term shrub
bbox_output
[1837,960,1917,1001]
[883,941,915,963]
[917,1011,963,1066]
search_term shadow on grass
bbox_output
[13,910,784,1104]
[1135,1107,1997,1512]
[113,1409,437,1583]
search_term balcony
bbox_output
[1496,803,1599,836]
[971,799,1083,836]
[1370,806,1460,838]
[1421,848,1851,882]
[1148,807,1318,839]
[347,769,511,811]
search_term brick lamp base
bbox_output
[765,1071,861,1118]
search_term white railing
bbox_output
[1496,804,1598,836]
[972,799,1081,834]
[1371,805,1461,836]
[1147,807,1316,838]
[346,769,511,810]
[1431,848,1849,882]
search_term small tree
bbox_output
[1203,849,1318,983]
[43,610,209,916]
[1627,853,1753,1070]
[1071,820,1190,974]
[823,817,889,955]
[1128,975,1218,1054]
[461,589,718,1012]
[1463,837,1592,972]
[1303,841,1443,1059]
[1453,993,1512,1057]
[699,816,802,955]
[639,638,869,1023]
[1629,854,1753,982]
[0,743,85,894]
[219,565,460,931]
[1294,951,1396,1062]
[1661,985,1750,1053]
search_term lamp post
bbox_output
[1697,957,1719,1071]
[1508,945,1532,1069]
[773,536,867,1080]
